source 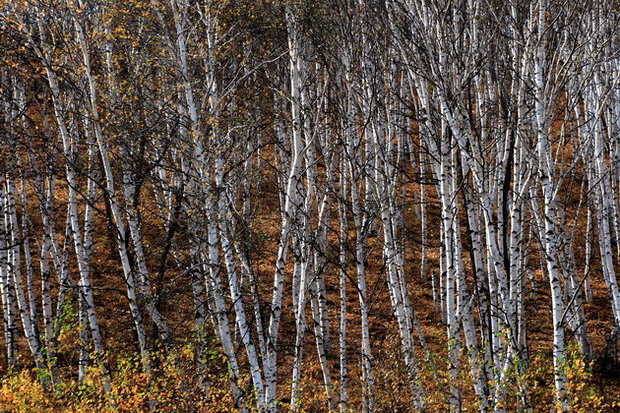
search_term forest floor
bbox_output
[0,175,619,412]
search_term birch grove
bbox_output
[0,0,619,411]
